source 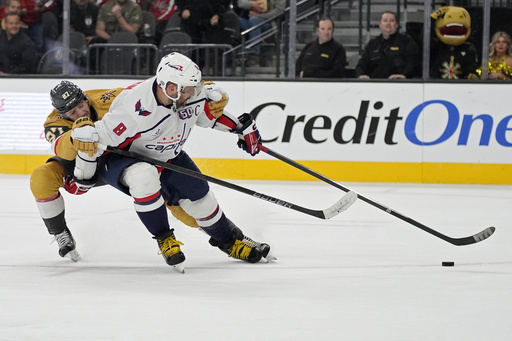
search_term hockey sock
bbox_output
[135,203,172,237]
[43,210,68,235]
[200,213,233,245]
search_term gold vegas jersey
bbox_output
[44,88,124,160]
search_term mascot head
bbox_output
[431,6,471,46]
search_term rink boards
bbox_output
[1,78,511,184]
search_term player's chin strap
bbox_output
[97,143,356,220]
[257,144,496,246]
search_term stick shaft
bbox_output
[258,144,495,246]
[104,146,336,219]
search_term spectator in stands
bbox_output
[477,31,512,80]
[296,17,346,78]
[175,0,229,44]
[21,0,57,58]
[70,0,99,44]
[1,0,26,30]
[355,11,419,79]
[235,0,286,67]
[149,0,177,46]
[135,0,150,11]
[0,12,38,74]
[93,0,142,43]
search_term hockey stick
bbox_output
[100,145,357,220]
[258,144,496,246]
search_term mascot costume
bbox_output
[430,6,479,79]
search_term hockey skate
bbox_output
[209,223,275,263]
[53,227,80,262]
[154,229,186,273]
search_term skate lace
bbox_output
[228,239,253,260]
[52,230,71,247]
[157,236,184,257]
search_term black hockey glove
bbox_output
[236,113,261,156]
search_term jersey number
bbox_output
[113,123,127,136]
[45,127,65,143]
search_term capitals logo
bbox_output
[100,90,117,103]
[135,99,151,116]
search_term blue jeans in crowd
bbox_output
[239,16,271,55]
[26,21,44,58]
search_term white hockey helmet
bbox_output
[156,52,202,102]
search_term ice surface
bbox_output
[1,175,511,340]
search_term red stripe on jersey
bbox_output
[204,101,215,120]
[126,80,145,90]
[35,192,61,203]
[133,191,160,203]
[117,133,142,150]
[216,115,237,130]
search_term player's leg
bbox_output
[161,151,271,263]
[30,158,80,261]
[98,154,185,268]
[167,203,199,228]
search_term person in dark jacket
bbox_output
[356,11,419,79]
[0,12,38,74]
[296,17,346,78]
[70,0,100,44]
[175,0,229,44]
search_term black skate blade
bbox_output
[260,245,276,262]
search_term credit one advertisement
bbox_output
[0,79,510,165]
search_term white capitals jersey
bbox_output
[95,77,237,162]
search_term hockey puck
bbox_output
[442,261,455,267]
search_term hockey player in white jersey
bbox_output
[70,52,271,271]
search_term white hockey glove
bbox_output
[203,81,229,118]
[70,117,99,157]
[236,113,261,156]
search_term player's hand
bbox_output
[203,81,228,118]
[388,74,405,79]
[64,175,94,195]
[71,117,99,157]
[236,113,261,156]
[467,73,479,80]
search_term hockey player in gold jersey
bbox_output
[30,82,123,261]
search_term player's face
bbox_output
[379,13,398,37]
[66,100,90,121]
[177,86,195,104]
[317,20,334,44]
[166,83,195,107]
